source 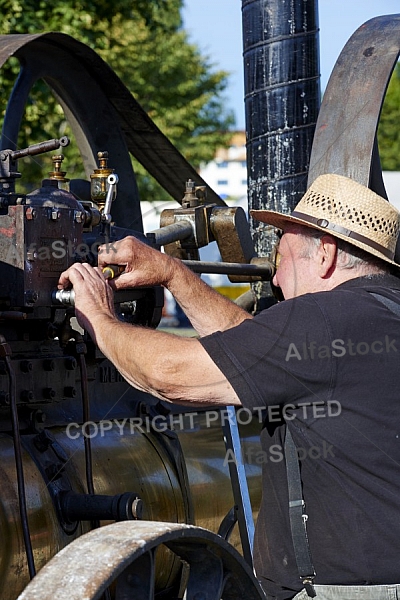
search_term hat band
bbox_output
[291,211,393,260]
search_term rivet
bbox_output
[20,360,33,373]
[317,218,329,228]
[43,387,56,400]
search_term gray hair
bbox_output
[293,225,390,274]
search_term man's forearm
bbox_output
[97,235,252,336]
[90,314,241,407]
[165,257,252,336]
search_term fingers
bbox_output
[97,236,139,269]
[58,263,106,289]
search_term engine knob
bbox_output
[52,289,75,306]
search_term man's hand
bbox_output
[97,236,175,290]
[97,234,251,337]
[58,263,116,340]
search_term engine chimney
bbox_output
[242,0,320,293]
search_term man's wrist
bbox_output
[84,311,117,346]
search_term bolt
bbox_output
[26,250,37,261]
[21,390,35,402]
[25,207,36,220]
[43,359,55,372]
[25,290,38,305]
[34,410,46,424]
[43,387,56,400]
[74,210,86,224]
[64,386,76,398]
[20,360,33,373]
[0,392,10,406]
[65,357,77,370]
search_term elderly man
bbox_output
[59,174,400,600]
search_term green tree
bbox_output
[0,0,234,200]
[378,62,400,171]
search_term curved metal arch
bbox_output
[308,13,400,198]
[0,33,225,231]
[16,521,266,600]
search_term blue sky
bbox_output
[182,0,400,129]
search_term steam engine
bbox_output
[0,136,263,598]
[1,1,398,596]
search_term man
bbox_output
[58,174,400,600]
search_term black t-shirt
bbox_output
[200,274,400,599]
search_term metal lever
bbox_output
[3,136,70,162]
[102,173,119,224]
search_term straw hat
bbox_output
[251,173,400,266]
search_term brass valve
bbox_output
[48,154,69,182]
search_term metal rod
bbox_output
[9,136,69,161]
[222,405,255,566]
[182,260,274,280]
[146,221,193,247]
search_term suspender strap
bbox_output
[284,427,316,598]
[370,292,400,317]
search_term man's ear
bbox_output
[316,234,337,278]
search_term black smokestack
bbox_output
[242,0,320,263]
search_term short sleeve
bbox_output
[199,294,337,411]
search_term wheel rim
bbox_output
[16,521,266,600]
[308,14,400,196]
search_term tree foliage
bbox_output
[0,0,234,200]
[378,62,400,171]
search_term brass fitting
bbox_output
[48,155,69,182]
[90,151,114,210]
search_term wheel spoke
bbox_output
[115,549,155,600]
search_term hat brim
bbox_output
[250,209,400,267]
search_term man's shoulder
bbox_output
[256,274,400,325]
[333,273,400,293]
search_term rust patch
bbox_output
[0,227,14,238]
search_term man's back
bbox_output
[200,274,400,599]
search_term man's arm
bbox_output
[97,236,252,336]
[58,262,242,407]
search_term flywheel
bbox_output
[16,520,266,600]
